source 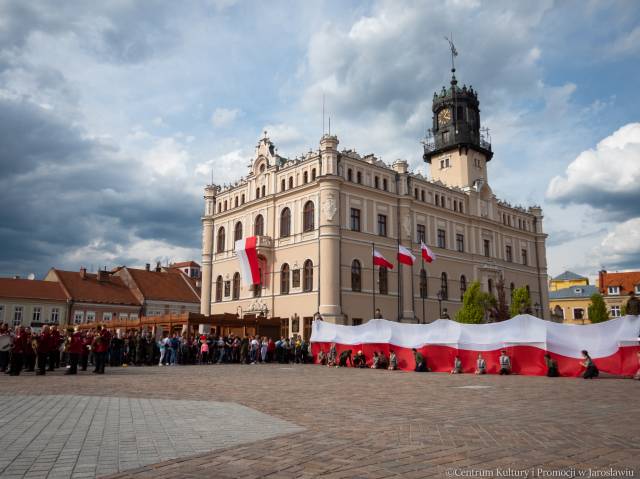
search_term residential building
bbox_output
[549,270,589,292]
[169,261,202,280]
[549,284,599,324]
[200,68,549,333]
[45,268,141,325]
[113,265,200,317]
[0,278,69,328]
[598,269,640,318]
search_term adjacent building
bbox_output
[200,69,550,334]
[549,270,589,292]
[549,283,599,324]
[0,278,69,328]
[170,261,202,280]
[598,269,640,318]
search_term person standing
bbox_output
[9,327,28,376]
[36,326,52,375]
[66,328,84,375]
[92,326,109,374]
[50,325,62,370]
[23,327,36,372]
[0,323,12,373]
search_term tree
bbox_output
[588,293,610,323]
[456,281,496,324]
[510,287,532,317]
[494,277,510,322]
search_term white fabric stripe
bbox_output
[236,239,253,287]
[310,315,640,359]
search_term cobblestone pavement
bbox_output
[1,364,639,478]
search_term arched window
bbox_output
[382,178,388,191]
[488,278,493,295]
[347,168,353,181]
[510,282,515,299]
[254,214,264,236]
[351,260,362,292]
[255,187,260,199]
[440,272,448,300]
[280,208,291,237]
[356,171,362,184]
[460,275,467,300]
[281,263,290,295]
[234,197,238,208]
[414,188,418,198]
[311,168,316,180]
[261,185,266,197]
[234,221,243,243]
[218,203,221,213]
[459,202,463,214]
[303,171,308,184]
[374,176,379,189]
[281,179,286,191]
[216,227,225,253]
[379,267,388,295]
[232,273,240,300]
[303,201,314,232]
[303,259,313,292]
[420,269,428,298]
[215,275,223,302]
[241,194,245,204]
[224,200,228,211]
[435,195,439,206]
[453,201,458,212]
[421,190,425,202]
[288,177,294,189]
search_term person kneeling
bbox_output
[499,350,511,375]
[581,350,599,379]
[412,348,427,372]
[377,352,388,369]
[544,353,559,377]
[317,350,327,366]
[388,351,398,370]
[450,356,462,374]
[353,350,366,368]
[475,353,486,375]
[338,349,353,368]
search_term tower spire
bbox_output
[444,34,458,75]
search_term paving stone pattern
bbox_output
[0,394,302,478]
[1,365,639,478]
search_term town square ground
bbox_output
[1,365,638,478]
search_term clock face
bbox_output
[438,108,451,126]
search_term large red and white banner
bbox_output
[310,315,640,377]
[235,236,260,286]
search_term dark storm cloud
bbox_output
[551,190,640,223]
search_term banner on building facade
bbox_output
[235,236,260,286]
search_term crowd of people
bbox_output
[315,343,640,380]
[1,322,639,380]
[0,322,312,376]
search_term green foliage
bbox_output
[510,287,532,317]
[494,277,510,322]
[621,303,627,316]
[588,293,610,323]
[456,281,496,324]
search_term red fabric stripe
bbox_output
[245,236,260,284]
[397,253,414,266]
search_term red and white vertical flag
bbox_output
[397,245,416,266]
[421,241,436,263]
[236,236,261,286]
[373,249,394,269]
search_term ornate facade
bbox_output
[201,73,549,334]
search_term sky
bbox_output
[0,0,639,280]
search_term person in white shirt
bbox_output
[450,356,462,374]
[499,350,511,375]
[475,353,486,375]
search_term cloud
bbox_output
[211,108,241,128]
[592,218,640,270]
[546,122,640,220]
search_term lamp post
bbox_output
[534,302,541,318]
[437,289,444,319]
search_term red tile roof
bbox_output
[53,270,140,306]
[600,271,640,296]
[124,268,200,303]
[0,278,67,302]
[170,261,200,268]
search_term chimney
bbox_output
[598,269,607,294]
[145,263,151,271]
[80,267,87,279]
[98,269,110,282]
[155,261,162,273]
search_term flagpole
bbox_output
[372,242,376,319]
[421,255,425,324]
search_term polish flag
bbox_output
[397,245,416,266]
[373,249,394,269]
[236,236,261,286]
[421,241,436,263]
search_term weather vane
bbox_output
[444,34,458,72]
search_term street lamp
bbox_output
[534,302,541,318]
[436,289,444,318]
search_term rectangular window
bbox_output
[506,245,513,262]
[292,269,300,288]
[0,305,4,323]
[610,306,621,317]
[522,249,528,266]
[437,229,446,249]
[377,214,387,237]
[607,286,620,295]
[32,306,41,323]
[456,234,464,252]
[374,176,379,189]
[224,280,231,297]
[119,313,128,320]
[417,224,426,243]
[13,306,23,327]
[86,311,96,323]
[382,178,388,191]
[350,208,361,232]
[129,313,138,320]
[483,239,491,258]
[103,312,112,322]
[73,311,84,324]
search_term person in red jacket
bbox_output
[9,327,28,376]
[92,326,110,374]
[66,328,84,375]
[36,326,52,375]
[50,325,62,370]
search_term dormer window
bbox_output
[440,158,450,169]
[260,164,266,173]
[574,288,583,294]
[607,286,620,295]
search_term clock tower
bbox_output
[423,68,493,190]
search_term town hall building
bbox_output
[200,70,550,336]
